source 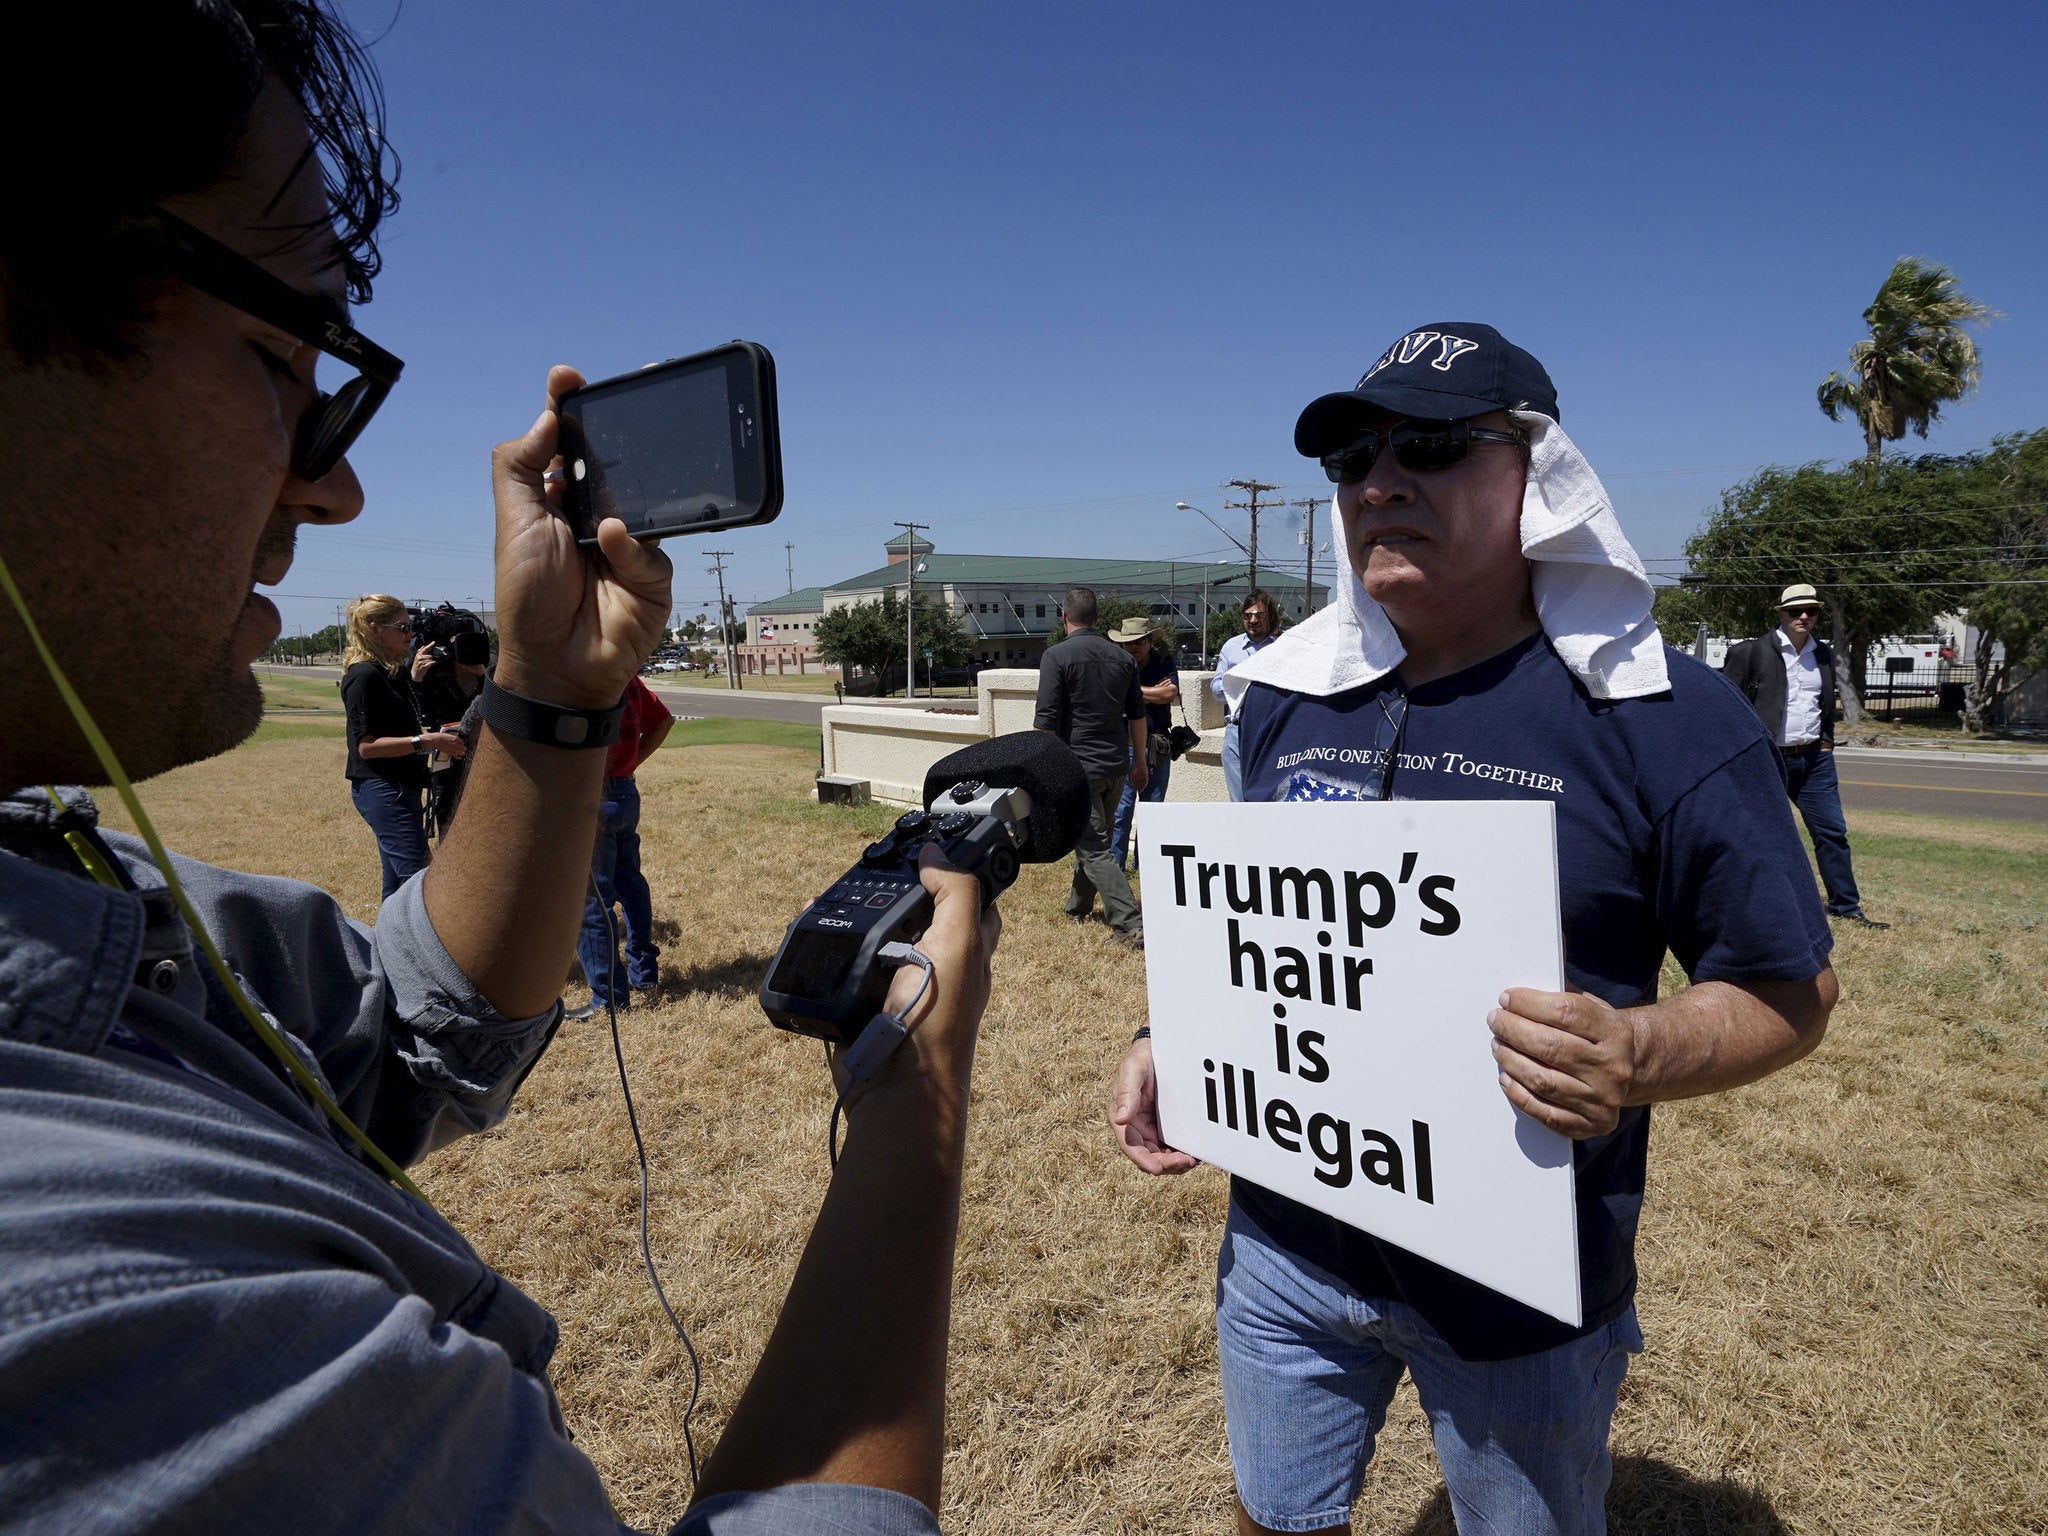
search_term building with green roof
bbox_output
[740,537,1325,673]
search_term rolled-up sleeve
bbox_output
[370,872,563,1159]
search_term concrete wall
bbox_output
[823,666,1233,807]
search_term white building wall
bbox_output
[825,668,1229,809]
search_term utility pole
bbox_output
[1291,497,1324,615]
[706,551,737,690]
[1224,479,1281,591]
[784,542,796,594]
[894,520,928,698]
[1167,562,1177,655]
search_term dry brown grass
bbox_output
[103,729,2048,1535]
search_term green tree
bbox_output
[1957,429,2048,730]
[1818,258,1996,462]
[1649,584,1710,653]
[817,591,971,696]
[1681,456,1994,723]
[266,623,344,662]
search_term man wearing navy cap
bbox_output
[1110,324,1838,1536]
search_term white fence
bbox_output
[821,668,1231,807]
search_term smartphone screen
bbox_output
[559,341,782,544]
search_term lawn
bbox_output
[99,727,2048,1534]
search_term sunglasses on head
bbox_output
[138,208,404,483]
[1320,418,1525,485]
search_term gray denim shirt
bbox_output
[0,788,936,1536]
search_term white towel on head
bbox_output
[1220,411,1668,709]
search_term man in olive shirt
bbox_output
[1034,586,1146,946]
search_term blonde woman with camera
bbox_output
[341,594,465,898]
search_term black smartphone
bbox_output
[557,340,782,545]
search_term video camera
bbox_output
[408,602,491,668]
[760,732,1090,1048]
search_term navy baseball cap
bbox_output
[1294,322,1560,457]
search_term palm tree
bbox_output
[1818,258,1995,462]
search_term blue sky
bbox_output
[283,0,2048,637]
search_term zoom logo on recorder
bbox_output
[760,732,1090,1065]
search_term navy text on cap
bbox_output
[1294,322,1560,457]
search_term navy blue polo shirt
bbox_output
[1234,633,1831,1360]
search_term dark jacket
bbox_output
[1033,628,1144,780]
[1721,630,1836,746]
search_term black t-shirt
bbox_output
[341,662,427,788]
[1138,651,1180,735]
[1033,630,1144,780]
[1234,634,1831,1360]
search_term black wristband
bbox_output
[478,678,627,749]
[1132,1025,1151,1042]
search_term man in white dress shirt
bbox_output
[1722,584,1887,928]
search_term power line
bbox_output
[1224,479,1283,590]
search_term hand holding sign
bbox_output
[1108,1038,1200,1176]
[1135,800,1583,1325]
[1488,988,1637,1140]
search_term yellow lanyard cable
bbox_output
[1,548,427,1203]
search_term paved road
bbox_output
[254,665,930,727]
[642,683,940,725]
[1832,747,2048,826]
[257,669,2048,821]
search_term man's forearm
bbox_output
[419,726,603,1018]
[1623,970,1836,1107]
[693,1078,967,1509]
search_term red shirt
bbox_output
[605,676,673,778]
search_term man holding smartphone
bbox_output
[0,6,993,1533]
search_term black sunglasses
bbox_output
[140,208,403,481]
[1321,418,1525,485]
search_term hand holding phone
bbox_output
[557,341,783,546]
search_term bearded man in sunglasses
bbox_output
[0,5,997,1533]
[1110,324,1838,1536]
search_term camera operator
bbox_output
[340,593,465,897]
[410,616,491,839]
[0,6,998,1533]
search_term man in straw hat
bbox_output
[1107,614,1181,871]
[1109,322,1839,1536]
[1722,583,1887,927]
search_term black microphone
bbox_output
[760,731,1091,1044]
[922,731,1090,864]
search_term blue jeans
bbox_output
[576,777,660,1005]
[1216,1200,1640,1535]
[1223,718,1244,801]
[1784,747,1863,915]
[1112,750,1171,870]
[349,776,428,900]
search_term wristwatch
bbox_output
[410,735,424,754]
[479,678,628,750]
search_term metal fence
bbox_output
[1862,664,1967,723]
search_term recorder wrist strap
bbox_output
[479,678,627,750]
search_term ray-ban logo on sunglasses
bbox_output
[321,321,363,357]
[1362,331,1481,383]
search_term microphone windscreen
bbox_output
[924,732,1091,863]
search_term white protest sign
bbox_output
[1137,800,1580,1326]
